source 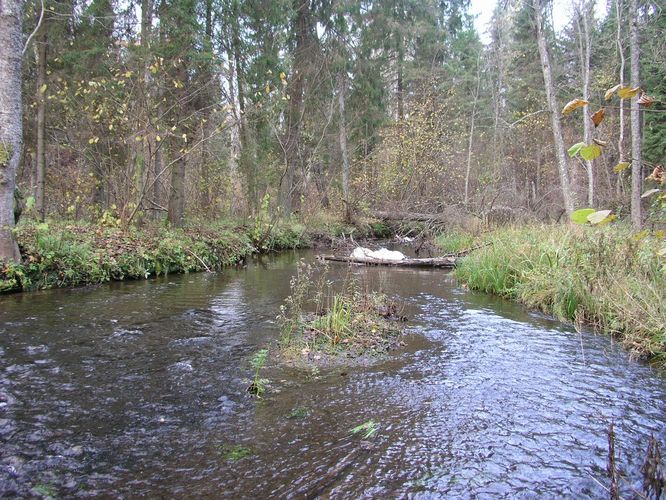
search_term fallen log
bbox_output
[318,254,457,268]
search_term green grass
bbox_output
[1,213,378,293]
[455,224,666,364]
[435,230,478,254]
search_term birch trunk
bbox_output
[616,0,626,195]
[576,1,594,206]
[629,0,642,228]
[534,0,575,216]
[0,0,24,262]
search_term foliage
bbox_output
[222,445,253,463]
[247,348,269,398]
[456,225,666,364]
[350,420,379,439]
[435,231,478,254]
[277,260,405,358]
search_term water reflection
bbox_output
[1,250,665,497]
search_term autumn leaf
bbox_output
[593,138,608,147]
[587,210,613,225]
[641,188,661,198]
[613,162,630,173]
[591,108,605,127]
[638,93,655,107]
[561,98,589,115]
[604,84,621,101]
[580,143,602,161]
[617,86,641,99]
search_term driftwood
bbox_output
[319,254,457,268]
[370,210,451,225]
[318,242,491,269]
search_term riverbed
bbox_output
[1,249,665,497]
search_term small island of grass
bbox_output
[276,261,407,368]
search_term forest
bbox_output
[0,0,662,238]
[1,0,666,496]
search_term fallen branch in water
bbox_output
[319,254,457,268]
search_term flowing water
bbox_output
[1,249,665,498]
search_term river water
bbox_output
[1,249,665,497]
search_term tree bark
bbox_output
[34,25,47,221]
[337,72,350,221]
[280,0,311,215]
[0,0,24,262]
[168,154,186,226]
[615,0,626,196]
[464,54,481,206]
[576,1,594,206]
[630,0,642,228]
[533,0,575,216]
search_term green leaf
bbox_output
[641,188,660,198]
[571,208,595,225]
[587,210,613,225]
[580,144,602,161]
[567,142,586,158]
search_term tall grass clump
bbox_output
[277,260,406,359]
[435,231,478,254]
[456,224,666,364]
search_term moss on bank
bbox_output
[449,225,666,365]
[0,215,392,293]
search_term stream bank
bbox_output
[0,216,390,293]
[448,224,666,367]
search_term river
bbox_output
[1,249,665,497]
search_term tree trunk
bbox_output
[576,2,594,206]
[615,0,626,196]
[337,72,350,221]
[0,0,24,262]
[168,154,186,226]
[464,55,481,206]
[534,0,575,216]
[630,0,642,229]
[280,0,311,215]
[34,25,47,221]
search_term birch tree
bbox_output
[533,0,575,216]
[0,0,24,262]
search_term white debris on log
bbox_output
[351,247,406,261]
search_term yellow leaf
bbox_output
[109,124,114,131]
[604,84,621,101]
[39,84,47,94]
[265,84,270,94]
[182,133,188,142]
[617,86,641,99]
[123,70,133,78]
[156,135,161,142]
[613,162,630,173]
[561,98,589,115]
[135,136,142,142]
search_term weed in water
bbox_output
[31,484,57,499]
[222,445,253,462]
[247,348,269,398]
[351,420,379,439]
[289,406,310,419]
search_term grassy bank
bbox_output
[0,214,388,293]
[449,225,666,365]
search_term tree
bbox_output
[630,0,642,228]
[0,0,24,262]
[533,0,575,216]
